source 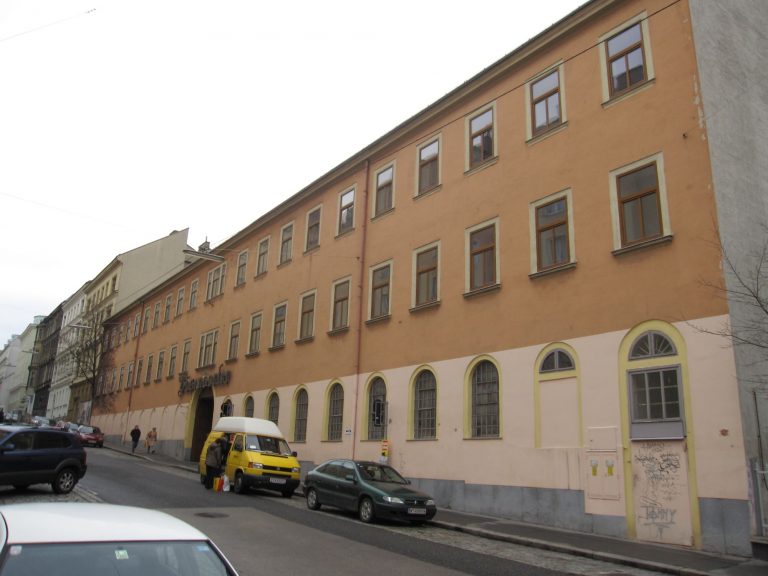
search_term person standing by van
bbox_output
[204,438,224,489]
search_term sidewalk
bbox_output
[106,441,767,576]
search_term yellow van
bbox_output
[198,416,300,497]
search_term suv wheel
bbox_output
[52,468,78,494]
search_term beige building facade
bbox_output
[94,0,766,556]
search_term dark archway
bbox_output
[190,388,214,462]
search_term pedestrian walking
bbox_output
[146,427,158,453]
[130,425,141,453]
[204,438,224,489]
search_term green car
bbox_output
[304,459,436,524]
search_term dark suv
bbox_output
[0,426,87,494]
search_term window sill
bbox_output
[327,326,349,336]
[365,314,391,326]
[303,245,320,256]
[407,437,438,442]
[527,121,568,146]
[277,259,292,269]
[245,351,260,359]
[195,364,216,371]
[409,300,441,313]
[602,78,655,109]
[463,435,502,440]
[529,261,577,280]
[612,234,672,256]
[463,283,501,299]
[204,294,224,306]
[464,155,498,177]
[321,439,343,443]
[154,378,162,383]
[268,344,285,352]
[234,282,246,290]
[335,227,355,240]
[254,271,267,281]
[224,357,237,364]
[294,336,314,345]
[371,206,395,222]
[415,184,441,200]
[166,375,175,381]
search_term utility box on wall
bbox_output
[586,427,620,500]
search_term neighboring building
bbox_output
[28,306,63,417]
[47,283,89,421]
[67,229,192,423]
[0,318,42,421]
[0,335,20,416]
[92,0,766,558]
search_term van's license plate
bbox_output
[270,478,287,485]
[408,508,427,515]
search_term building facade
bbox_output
[0,318,42,421]
[93,0,766,557]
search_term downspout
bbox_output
[351,159,371,459]
[123,300,144,443]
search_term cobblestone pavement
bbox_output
[0,484,99,505]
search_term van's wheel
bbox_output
[52,468,77,494]
[358,497,375,523]
[281,488,293,499]
[233,472,245,494]
[306,488,321,510]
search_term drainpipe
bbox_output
[351,159,371,459]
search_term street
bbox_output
[2,448,662,576]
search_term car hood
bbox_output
[367,481,432,499]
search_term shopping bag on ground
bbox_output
[222,475,230,492]
[213,476,223,492]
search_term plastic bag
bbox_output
[222,475,230,492]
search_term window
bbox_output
[245,396,254,418]
[413,370,436,439]
[631,331,676,359]
[236,251,248,286]
[338,188,354,235]
[467,105,495,169]
[118,366,125,391]
[306,207,321,251]
[181,340,191,373]
[248,313,262,355]
[176,288,185,317]
[299,292,315,340]
[530,69,561,135]
[609,154,670,252]
[327,383,344,441]
[414,244,439,307]
[374,165,394,217]
[164,294,172,323]
[156,351,165,381]
[471,360,499,438]
[127,362,134,388]
[153,302,161,328]
[257,237,269,275]
[145,355,153,384]
[189,279,199,310]
[268,392,279,424]
[134,313,140,337]
[168,345,177,377]
[540,349,575,373]
[535,196,570,271]
[279,223,293,265]
[142,308,150,334]
[198,330,218,368]
[294,389,308,442]
[417,139,440,195]
[600,15,654,103]
[228,321,240,360]
[466,221,498,291]
[272,304,287,348]
[206,263,227,300]
[220,400,233,417]
[370,263,391,320]
[367,377,387,440]
[331,279,350,331]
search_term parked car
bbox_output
[304,459,437,524]
[0,425,87,494]
[77,425,104,448]
[0,502,239,575]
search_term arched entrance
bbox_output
[190,388,214,463]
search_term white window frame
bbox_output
[329,276,351,331]
[248,312,262,355]
[372,162,396,218]
[464,101,497,172]
[189,279,199,310]
[297,289,317,340]
[198,329,218,368]
[414,135,442,196]
[528,188,576,274]
[598,12,655,104]
[524,61,567,141]
[175,287,185,317]
[227,320,240,360]
[279,222,294,265]
[337,187,355,235]
[464,218,500,293]
[608,152,671,251]
[305,205,322,252]
[271,302,288,348]
[236,250,248,286]
[411,241,441,308]
[256,236,270,276]
[368,260,393,321]
[205,263,227,301]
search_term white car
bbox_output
[0,503,239,575]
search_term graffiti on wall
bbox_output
[632,441,691,545]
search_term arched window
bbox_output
[294,389,308,442]
[413,370,436,439]
[327,383,344,441]
[627,330,683,439]
[471,360,499,438]
[367,377,387,440]
[244,396,254,418]
[540,349,574,373]
[268,392,279,424]
[220,399,233,417]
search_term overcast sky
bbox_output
[0,0,584,346]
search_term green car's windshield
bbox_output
[357,463,408,484]
[245,435,292,456]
